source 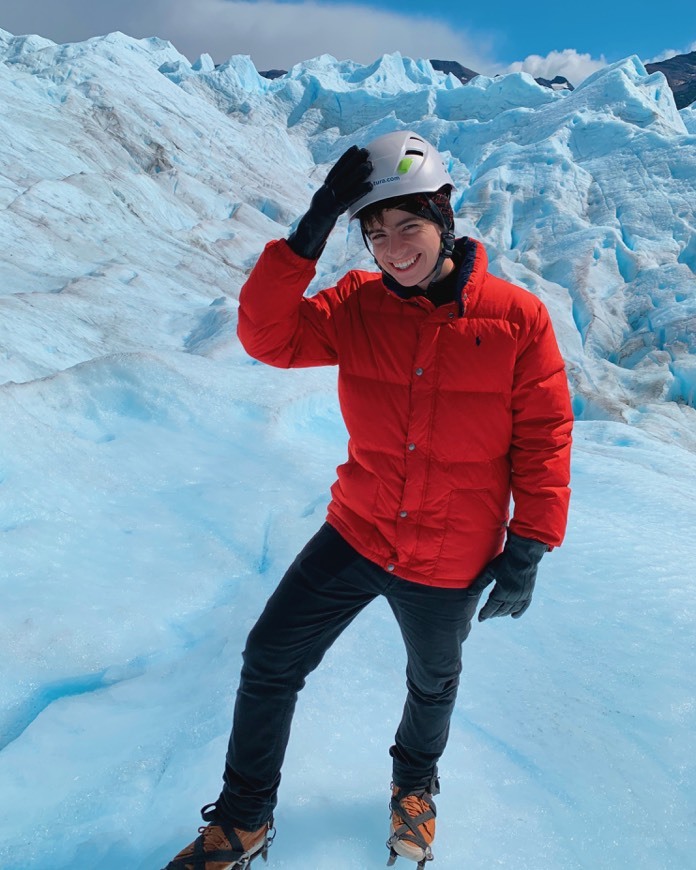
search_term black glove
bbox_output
[472,532,549,621]
[286,145,373,260]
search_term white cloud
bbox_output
[0,0,498,73]
[161,0,503,72]
[505,49,608,87]
[645,41,696,64]
[153,0,497,70]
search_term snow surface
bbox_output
[0,29,694,870]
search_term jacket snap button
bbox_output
[387,563,395,572]
[448,312,455,319]
[399,511,408,518]
[415,367,423,376]
[408,443,416,451]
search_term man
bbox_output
[164,130,572,870]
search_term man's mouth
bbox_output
[391,254,419,271]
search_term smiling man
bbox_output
[362,203,454,285]
[164,131,573,870]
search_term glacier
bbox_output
[0,28,694,870]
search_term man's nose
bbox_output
[386,233,407,257]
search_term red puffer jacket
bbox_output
[237,237,572,588]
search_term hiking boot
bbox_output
[163,803,275,870]
[387,783,437,866]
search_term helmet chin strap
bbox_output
[409,196,456,288]
[424,227,455,287]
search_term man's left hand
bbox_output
[471,532,549,621]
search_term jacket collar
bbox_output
[381,237,486,317]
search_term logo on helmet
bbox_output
[373,176,401,186]
[397,158,413,174]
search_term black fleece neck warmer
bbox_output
[382,237,476,315]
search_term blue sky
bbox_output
[0,0,694,83]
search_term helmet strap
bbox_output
[421,196,456,287]
[425,229,456,286]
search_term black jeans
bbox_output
[216,523,481,829]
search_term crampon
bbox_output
[163,803,275,870]
[386,783,437,869]
[387,843,433,870]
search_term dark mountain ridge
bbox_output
[646,50,696,109]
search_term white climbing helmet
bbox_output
[347,130,454,220]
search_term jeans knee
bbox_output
[240,626,313,695]
[406,671,460,705]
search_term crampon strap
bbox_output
[390,788,436,852]
[185,803,270,865]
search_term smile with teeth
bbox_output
[391,254,420,271]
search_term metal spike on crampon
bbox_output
[386,843,433,869]
[235,824,275,869]
[258,824,276,865]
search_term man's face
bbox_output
[364,208,447,289]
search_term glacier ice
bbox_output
[1,33,693,444]
[0,28,695,870]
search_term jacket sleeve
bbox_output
[236,238,349,368]
[508,302,573,548]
